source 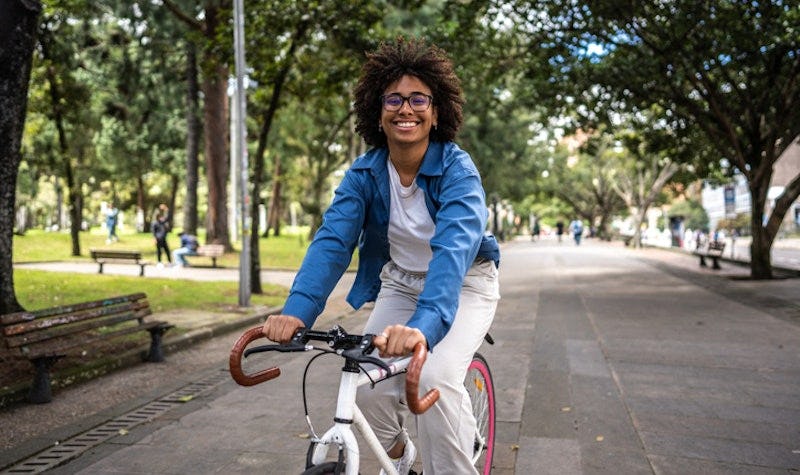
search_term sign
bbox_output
[724,184,736,218]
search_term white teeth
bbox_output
[396,122,416,127]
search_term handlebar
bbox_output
[228,325,440,414]
[228,326,281,386]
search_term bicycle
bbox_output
[229,325,496,475]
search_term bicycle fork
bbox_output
[307,362,400,475]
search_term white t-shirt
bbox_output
[387,158,435,273]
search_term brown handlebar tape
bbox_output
[229,326,281,386]
[406,342,440,414]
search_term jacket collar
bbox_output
[353,141,445,178]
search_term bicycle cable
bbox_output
[302,349,335,439]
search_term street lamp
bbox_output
[233,0,250,306]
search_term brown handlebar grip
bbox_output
[405,342,440,414]
[229,326,281,386]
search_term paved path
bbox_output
[2,239,799,474]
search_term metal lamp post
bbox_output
[233,0,250,306]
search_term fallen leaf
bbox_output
[510,444,519,451]
[561,406,572,412]
[118,429,129,435]
[297,433,311,439]
[595,435,604,442]
[177,395,194,403]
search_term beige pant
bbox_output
[357,259,500,475]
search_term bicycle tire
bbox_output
[301,461,349,474]
[466,352,496,474]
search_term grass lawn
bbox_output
[13,227,313,269]
[13,269,287,313]
[10,227,325,312]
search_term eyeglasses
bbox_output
[380,93,433,112]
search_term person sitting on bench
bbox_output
[172,232,199,267]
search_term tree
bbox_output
[183,40,201,235]
[514,0,800,278]
[32,7,102,256]
[0,0,42,314]
[164,0,232,248]
[243,0,402,293]
[538,132,626,240]
[90,12,186,232]
[607,134,680,248]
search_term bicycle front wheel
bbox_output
[466,352,496,474]
[301,461,348,475]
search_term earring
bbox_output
[378,123,383,132]
[433,124,438,130]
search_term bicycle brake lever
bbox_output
[229,326,281,386]
[244,341,307,356]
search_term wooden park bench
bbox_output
[1,293,172,403]
[90,248,149,276]
[694,240,726,270]
[185,244,225,267]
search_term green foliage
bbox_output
[715,213,752,236]
[667,199,709,232]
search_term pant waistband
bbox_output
[390,256,492,278]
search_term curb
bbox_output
[645,243,800,277]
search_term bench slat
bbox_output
[1,293,147,325]
[3,300,149,337]
[90,249,143,260]
[197,245,224,257]
[5,308,151,348]
[22,320,169,360]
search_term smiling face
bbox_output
[380,75,437,153]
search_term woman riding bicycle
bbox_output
[261,37,500,475]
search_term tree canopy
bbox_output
[2,0,799,313]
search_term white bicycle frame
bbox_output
[306,357,412,475]
[229,326,438,475]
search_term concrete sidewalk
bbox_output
[2,239,799,474]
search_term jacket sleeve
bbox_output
[406,161,488,349]
[282,170,368,328]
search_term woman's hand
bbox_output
[261,314,304,344]
[373,324,427,358]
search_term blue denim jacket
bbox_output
[282,141,500,349]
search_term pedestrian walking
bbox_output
[556,220,565,242]
[152,213,171,267]
[105,203,119,243]
[570,218,584,245]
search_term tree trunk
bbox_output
[267,171,283,237]
[168,173,179,226]
[630,206,647,249]
[749,214,773,280]
[0,0,41,314]
[136,174,147,232]
[748,175,774,279]
[748,161,779,279]
[202,63,230,248]
[183,41,200,235]
[66,157,81,256]
[54,176,64,229]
